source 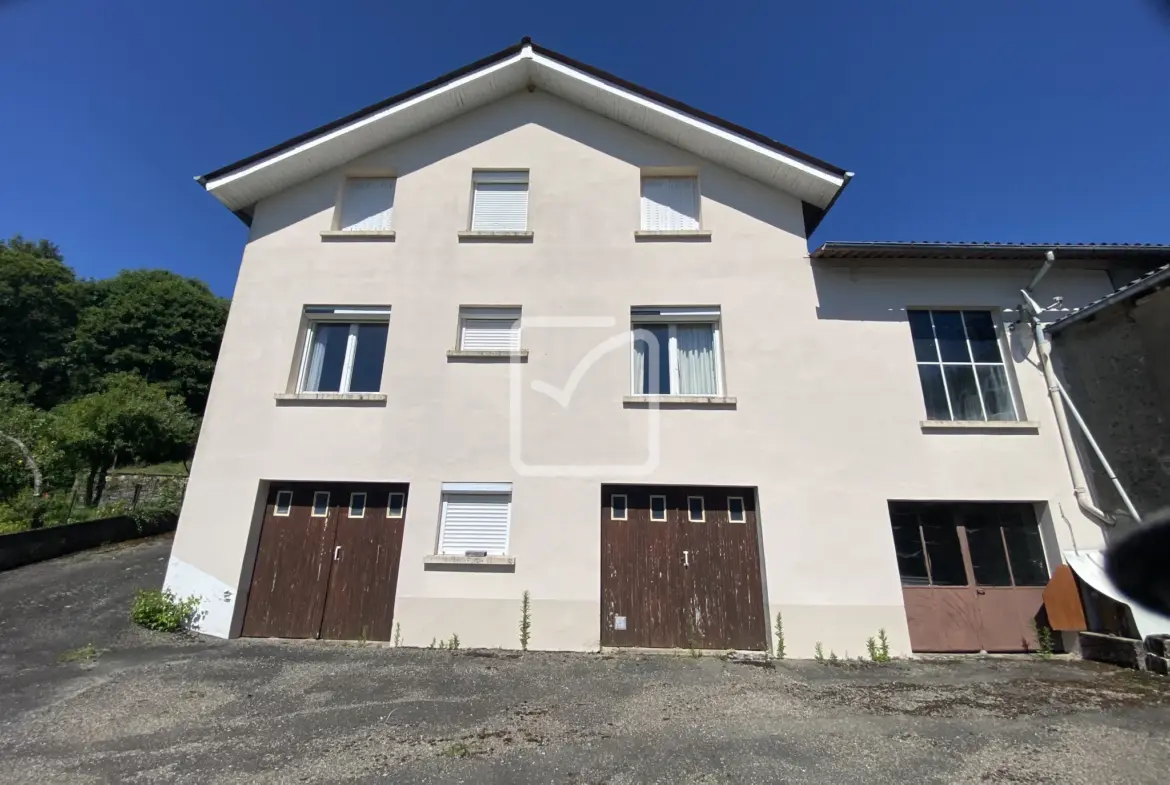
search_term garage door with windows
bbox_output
[890,501,1049,652]
[241,482,408,641]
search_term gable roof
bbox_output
[197,38,851,235]
[812,241,1170,265]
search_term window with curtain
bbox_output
[338,177,395,231]
[908,310,1019,422]
[470,170,528,231]
[640,176,699,231]
[630,308,722,396]
[459,307,521,351]
[298,307,390,393]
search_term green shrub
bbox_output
[130,588,200,633]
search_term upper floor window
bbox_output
[338,177,396,232]
[640,176,699,231]
[470,170,528,231]
[908,310,1018,422]
[459,307,521,352]
[298,306,390,393]
[631,307,723,396]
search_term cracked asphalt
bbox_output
[3,537,1170,783]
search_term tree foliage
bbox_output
[70,269,229,414]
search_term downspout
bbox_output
[1023,252,1141,526]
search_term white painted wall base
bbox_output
[163,556,237,638]
[393,597,599,651]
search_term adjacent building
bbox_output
[165,39,1170,656]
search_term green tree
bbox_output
[53,374,197,506]
[70,270,228,414]
[0,236,85,407]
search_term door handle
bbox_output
[976,589,986,595]
[334,546,341,562]
[682,550,690,567]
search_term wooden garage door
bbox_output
[891,501,1049,653]
[242,483,408,641]
[601,485,767,651]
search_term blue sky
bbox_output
[1,0,1167,296]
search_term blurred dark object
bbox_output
[1152,0,1170,21]
[1106,509,1170,616]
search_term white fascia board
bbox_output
[529,53,845,203]
[204,52,531,195]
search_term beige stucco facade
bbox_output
[166,90,1113,656]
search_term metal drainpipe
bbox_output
[1023,254,1143,526]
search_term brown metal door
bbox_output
[241,485,340,638]
[601,485,767,651]
[319,485,408,641]
[901,587,983,652]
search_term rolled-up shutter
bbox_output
[460,308,521,351]
[471,171,528,231]
[340,178,396,231]
[640,177,699,231]
[439,493,511,555]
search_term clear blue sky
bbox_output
[1,0,1167,296]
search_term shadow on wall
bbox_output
[247,91,806,242]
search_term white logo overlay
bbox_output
[510,316,662,477]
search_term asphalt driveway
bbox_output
[2,537,1170,784]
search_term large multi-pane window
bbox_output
[631,307,723,396]
[908,310,1018,422]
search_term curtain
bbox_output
[677,325,717,395]
[633,326,669,394]
[304,327,328,392]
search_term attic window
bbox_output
[641,176,699,231]
[470,171,528,231]
[338,178,395,231]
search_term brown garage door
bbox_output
[601,485,767,651]
[890,501,1049,653]
[242,482,408,641]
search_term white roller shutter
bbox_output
[460,308,521,351]
[471,171,528,231]
[640,177,699,231]
[439,493,511,555]
[340,178,395,231]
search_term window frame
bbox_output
[457,306,522,352]
[469,169,529,231]
[630,307,724,397]
[296,306,391,394]
[311,491,330,518]
[640,174,701,232]
[908,308,1021,422]
[610,493,628,521]
[273,490,293,517]
[335,175,396,232]
[687,496,705,523]
[727,496,746,523]
[649,494,668,522]
[348,492,367,519]
[386,492,405,519]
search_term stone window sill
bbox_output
[320,230,396,241]
[274,392,387,405]
[446,349,528,362]
[920,420,1039,433]
[623,395,737,408]
[634,230,712,242]
[457,231,534,243]
[423,554,516,572]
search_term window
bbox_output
[387,492,405,519]
[348,492,366,518]
[641,176,699,231]
[631,308,723,396]
[727,496,746,523]
[338,177,395,232]
[687,496,705,522]
[908,310,1018,422]
[274,490,293,517]
[611,493,628,521]
[438,483,512,556]
[459,307,521,352]
[298,307,390,394]
[311,491,330,517]
[649,495,667,522]
[470,170,528,231]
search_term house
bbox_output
[165,38,1170,656]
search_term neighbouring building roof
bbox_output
[1047,263,1170,334]
[812,241,1170,263]
[197,38,852,236]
